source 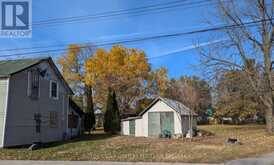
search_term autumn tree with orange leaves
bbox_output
[85,45,151,112]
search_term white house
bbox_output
[121,97,197,137]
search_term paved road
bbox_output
[0,152,274,165]
[0,161,221,165]
[225,152,274,165]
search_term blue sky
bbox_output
[0,0,218,78]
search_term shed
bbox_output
[121,97,197,137]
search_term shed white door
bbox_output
[148,112,161,137]
[148,112,174,137]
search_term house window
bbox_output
[49,111,58,128]
[50,80,58,99]
[28,69,40,99]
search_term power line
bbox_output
[34,0,188,24]
[0,18,271,59]
[0,19,271,58]
[0,0,216,53]
[32,0,214,27]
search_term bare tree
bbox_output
[180,79,199,111]
[165,77,211,116]
[198,0,274,132]
[180,79,198,138]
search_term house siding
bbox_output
[0,78,8,147]
[67,106,81,138]
[3,61,69,147]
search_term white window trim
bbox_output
[2,78,9,147]
[50,80,59,100]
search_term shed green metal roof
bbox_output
[0,58,46,76]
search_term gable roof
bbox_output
[69,98,84,117]
[0,57,73,94]
[0,58,45,77]
[121,116,141,121]
[139,96,197,116]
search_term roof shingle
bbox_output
[138,96,197,116]
[161,97,197,116]
[0,58,47,76]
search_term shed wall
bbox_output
[181,116,197,135]
[135,118,143,137]
[122,120,129,135]
[122,100,198,137]
[143,100,182,137]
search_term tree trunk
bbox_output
[262,46,273,133]
[263,68,273,133]
[83,85,93,113]
[83,85,96,131]
[86,85,93,112]
[259,0,274,133]
[264,96,273,133]
[272,95,274,132]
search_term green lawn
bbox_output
[0,125,274,163]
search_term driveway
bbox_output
[0,152,274,165]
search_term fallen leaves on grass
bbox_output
[0,125,274,163]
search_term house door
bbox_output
[148,112,174,137]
